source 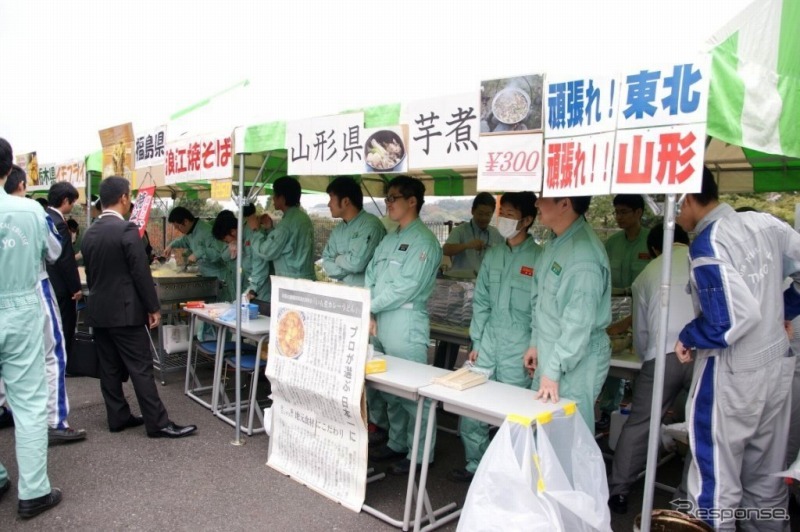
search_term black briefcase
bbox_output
[67,331,100,379]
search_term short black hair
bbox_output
[326,176,363,210]
[569,196,591,216]
[3,164,26,194]
[646,222,689,256]
[691,167,719,206]
[472,192,496,212]
[0,138,12,177]
[168,206,195,224]
[613,194,645,212]
[98,176,130,208]
[387,175,425,214]
[735,206,758,213]
[212,211,238,240]
[242,204,256,217]
[36,198,49,209]
[499,191,538,232]
[48,181,79,209]
[66,219,79,233]
[273,176,301,207]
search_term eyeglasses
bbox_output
[384,194,406,204]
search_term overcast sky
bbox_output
[1,0,752,163]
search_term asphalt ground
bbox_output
[1,349,787,531]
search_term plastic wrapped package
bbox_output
[427,279,475,328]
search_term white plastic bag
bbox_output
[535,405,612,532]
[458,418,561,532]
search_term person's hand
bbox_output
[148,311,161,329]
[535,375,559,403]
[369,317,377,337]
[75,252,82,261]
[786,320,795,340]
[675,339,693,364]
[228,242,238,259]
[607,317,630,336]
[260,214,273,230]
[468,350,478,363]
[523,347,538,377]
[72,290,83,301]
[468,239,485,251]
[163,246,172,257]
[187,254,197,263]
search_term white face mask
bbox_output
[496,216,520,240]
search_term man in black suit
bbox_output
[45,182,82,356]
[81,176,196,438]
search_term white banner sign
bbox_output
[267,277,370,512]
[477,132,544,192]
[545,75,621,138]
[134,125,167,168]
[286,113,365,175]
[56,158,87,188]
[611,123,707,194]
[31,163,56,191]
[543,132,616,197]
[164,133,233,184]
[407,92,480,170]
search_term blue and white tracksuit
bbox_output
[679,203,800,531]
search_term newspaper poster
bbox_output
[266,277,370,512]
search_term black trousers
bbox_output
[56,294,77,356]
[94,326,169,433]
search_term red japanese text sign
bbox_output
[129,186,155,238]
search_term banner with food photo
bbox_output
[480,74,544,135]
[99,123,135,180]
[362,125,408,174]
[15,152,39,187]
[266,277,370,512]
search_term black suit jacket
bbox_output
[82,214,159,328]
[46,207,81,298]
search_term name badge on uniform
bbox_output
[399,244,409,251]
[638,252,650,260]
[550,262,562,275]
[520,266,534,277]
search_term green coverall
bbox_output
[599,228,651,416]
[244,225,273,303]
[0,189,52,500]
[250,206,315,281]
[322,209,387,427]
[530,216,612,429]
[462,236,541,472]
[365,218,442,463]
[168,219,231,299]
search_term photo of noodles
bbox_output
[277,310,305,358]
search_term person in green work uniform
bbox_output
[0,138,63,518]
[164,206,232,300]
[321,177,388,443]
[211,207,264,311]
[436,192,504,370]
[597,194,651,431]
[366,176,442,476]
[524,195,611,430]
[247,176,315,282]
[449,191,542,482]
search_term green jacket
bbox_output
[605,228,651,290]
[530,216,612,382]
[322,210,386,286]
[250,206,315,281]
[169,219,228,278]
[446,219,504,274]
[0,190,50,297]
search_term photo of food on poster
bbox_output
[363,126,408,174]
[15,152,39,187]
[266,277,370,512]
[480,75,544,134]
[99,123,135,180]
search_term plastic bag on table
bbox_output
[535,404,611,532]
[458,418,561,532]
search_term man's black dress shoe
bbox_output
[109,416,145,433]
[0,407,14,429]
[18,488,62,519]
[48,427,87,443]
[147,422,197,439]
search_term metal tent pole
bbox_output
[232,150,246,446]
